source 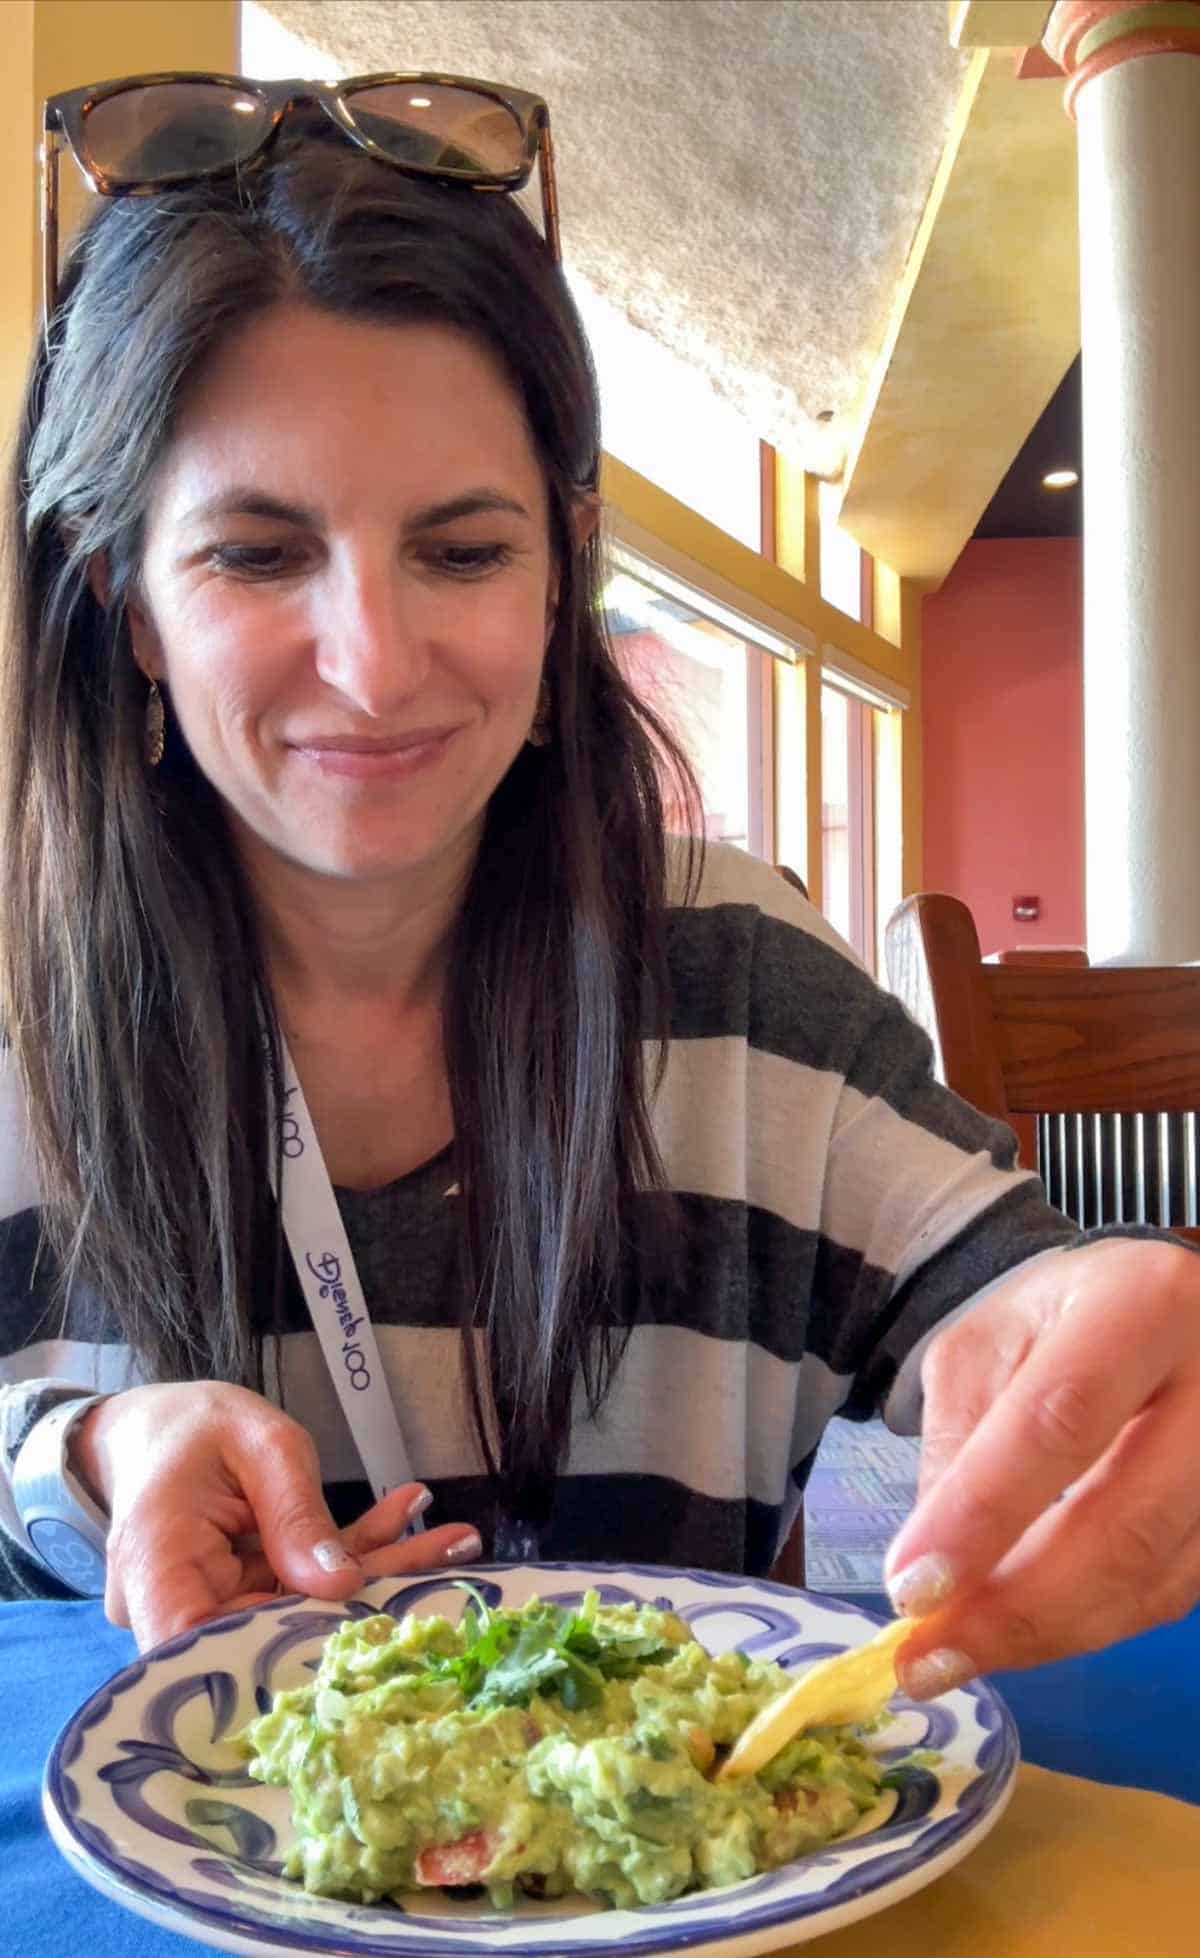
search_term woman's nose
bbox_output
[313,560,432,715]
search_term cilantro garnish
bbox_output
[420,1586,677,1712]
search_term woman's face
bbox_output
[129,304,561,890]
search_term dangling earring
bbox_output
[527,677,552,748]
[144,679,165,768]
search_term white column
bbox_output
[1047,3,1200,963]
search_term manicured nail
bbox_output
[404,1486,434,1526]
[899,1647,976,1701]
[312,1538,360,1574]
[887,1551,957,1618]
[442,1531,483,1565]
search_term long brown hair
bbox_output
[2,120,701,1520]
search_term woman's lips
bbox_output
[288,727,459,780]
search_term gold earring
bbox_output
[527,678,552,748]
[145,679,165,767]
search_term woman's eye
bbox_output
[429,543,513,577]
[208,543,303,579]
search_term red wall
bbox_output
[921,537,1084,956]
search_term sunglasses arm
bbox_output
[537,122,561,266]
[40,125,61,345]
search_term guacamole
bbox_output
[239,1588,885,1910]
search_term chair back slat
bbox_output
[884,891,1008,1117]
[885,894,1200,1246]
[987,965,1200,1114]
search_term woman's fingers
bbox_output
[912,1311,1039,1505]
[339,1483,433,1558]
[126,1517,480,1644]
[234,1486,482,1597]
[339,1485,482,1572]
[88,1385,486,1649]
[355,1523,483,1579]
[114,1513,254,1650]
[230,1419,370,1597]
[885,1242,1195,1617]
[898,1518,1200,1697]
[897,1374,1200,1691]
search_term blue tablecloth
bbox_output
[3,1597,1198,1955]
[848,1589,1200,1805]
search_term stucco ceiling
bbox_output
[259,1,970,478]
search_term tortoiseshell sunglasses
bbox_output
[41,70,561,327]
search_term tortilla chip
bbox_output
[716,1618,915,1780]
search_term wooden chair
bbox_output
[992,947,1090,967]
[884,893,1200,1243]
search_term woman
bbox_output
[2,78,1197,1689]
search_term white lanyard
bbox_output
[269,1036,423,1525]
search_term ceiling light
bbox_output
[1042,468,1079,489]
[408,96,433,109]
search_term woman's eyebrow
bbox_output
[406,490,532,530]
[182,490,320,529]
[179,488,531,530]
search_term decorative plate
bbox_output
[43,1564,1018,1957]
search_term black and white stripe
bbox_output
[0,843,1086,1596]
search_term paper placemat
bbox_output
[797,1762,1200,1957]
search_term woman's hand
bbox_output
[71,1382,482,1651]
[885,1238,1200,1696]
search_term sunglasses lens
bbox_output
[81,81,269,185]
[343,83,528,178]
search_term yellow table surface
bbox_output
[787,1763,1200,1956]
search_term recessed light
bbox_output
[1042,468,1079,489]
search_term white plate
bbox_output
[43,1564,1018,1957]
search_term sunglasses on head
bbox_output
[41,70,561,327]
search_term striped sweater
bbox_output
[0,844,1082,1598]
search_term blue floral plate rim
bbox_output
[42,1562,1020,1958]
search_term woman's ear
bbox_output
[571,492,601,551]
[126,590,166,682]
[88,553,165,681]
[545,494,602,639]
[86,552,111,609]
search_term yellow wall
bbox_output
[839,43,1077,585]
[773,461,823,906]
[872,562,925,896]
[2,2,37,446]
[3,0,238,448]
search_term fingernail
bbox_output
[442,1531,483,1565]
[404,1486,434,1526]
[899,1647,976,1701]
[887,1551,957,1618]
[312,1538,360,1574]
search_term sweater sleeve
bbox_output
[813,979,1083,1428]
[719,856,1088,1433]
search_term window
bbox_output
[821,681,877,967]
[819,480,864,623]
[604,568,752,850]
[602,552,794,858]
